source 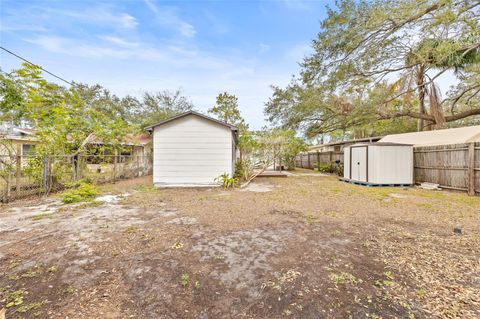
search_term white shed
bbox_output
[145,111,238,187]
[343,143,413,186]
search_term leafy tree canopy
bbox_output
[0,63,196,155]
[265,0,480,138]
[209,92,248,132]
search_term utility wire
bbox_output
[0,46,75,86]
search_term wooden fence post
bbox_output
[329,151,333,162]
[42,157,49,193]
[307,152,311,169]
[16,143,21,198]
[113,149,118,183]
[468,143,475,196]
[136,155,140,177]
[316,151,320,170]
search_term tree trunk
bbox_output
[428,83,447,129]
[415,65,427,131]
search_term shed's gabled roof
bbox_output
[144,111,238,132]
[379,125,480,147]
[308,136,383,151]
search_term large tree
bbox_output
[209,92,248,131]
[0,63,130,156]
[265,0,480,137]
[127,90,194,129]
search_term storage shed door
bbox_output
[350,146,367,182]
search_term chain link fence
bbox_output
[0,154,152,203]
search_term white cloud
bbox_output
[143,0,196,37]
[285,43,312,62]
[100,36,139,48]
[64,7,138,29]
[20,33,291,129]
[281,0,312,11]
[259,43,271,53]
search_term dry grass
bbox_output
[0,174,479,318]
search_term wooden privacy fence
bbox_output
[295,151,343,169]
[414,143,479,195]
[295,143,480,196]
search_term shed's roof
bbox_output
[308,136,383,151]
[379,126,480,147]
[347,142,412,147]
[144,111,238,131]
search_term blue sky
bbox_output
[1,0,332,129]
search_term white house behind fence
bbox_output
[145,111,238,187]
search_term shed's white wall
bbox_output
[153,115,234,186]
[368,146,413,184]
[343,146,350,179]
[344,145,413,184]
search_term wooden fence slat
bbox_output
[468,143,475,196]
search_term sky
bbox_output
[0,0,332,129]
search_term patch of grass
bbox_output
[21,265,44,278]
[172,242,184,249]
[47,266,58,273]
[329,272,362,286]
[125,226,137,234]
[415,289,426,298]
[194,280,201,289]
[180,274,190,287]
[137,184,157,193]
[63,286,75,294]
[8,274,19,281]
[332,186,341,193]
[61,182,98,204]
[374,271,396,288]
[17,300,48,313]
[31,211,54,221]
[417,203,433,209]
[5,288,27,308]
[416,190,446,200]
[76,200,103,209]
[305,214,316,225]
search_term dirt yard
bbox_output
[1,172,479,318]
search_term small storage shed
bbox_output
[145,111,238,187]
[343,143,413,185]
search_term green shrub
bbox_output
[316,161,344,176]
[234,159,253,181]
[215,173,239,189]
[61,182,98,204]
[336,163,344,176]
[316,161,335,173]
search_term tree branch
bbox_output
[445,108,480,122]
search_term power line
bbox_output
[0,46,75,86]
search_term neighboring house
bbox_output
[379,125,480,146]
[145,111,238,187]
[85,133,152,159]
[0,123,37,156]
[308,136,383,153]
[0,122,152,157]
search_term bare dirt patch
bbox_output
[1,174,479,318]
